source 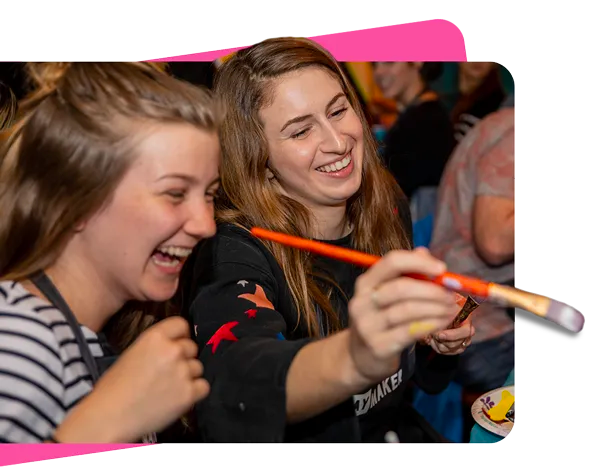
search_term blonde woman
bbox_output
[0,63,220,443]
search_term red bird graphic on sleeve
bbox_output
[206,321,239,354]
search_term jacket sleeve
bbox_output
[184,233,312,442]
[412,345,459,394]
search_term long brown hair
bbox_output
[0,62,221,348]
[214,38,411,338]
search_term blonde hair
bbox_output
[0,62,221,349]
[214,38,411,337]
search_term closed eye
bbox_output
[330,107,348,118]
[166,190,186,200]
[291,127,311,139]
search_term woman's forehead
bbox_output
[262,68,344,118]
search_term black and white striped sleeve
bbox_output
[0,309,65,443]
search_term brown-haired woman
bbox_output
[180,38,475,443]
[0,62,220,443]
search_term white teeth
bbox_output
[317,155,352,173]
[157,246,193,258]
[152,256,181,268]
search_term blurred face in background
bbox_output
[459,62,496,94]
[373,62,423,105]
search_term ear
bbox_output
[73,219,88,233]
[266,167,275,180]
[413,62,424,70]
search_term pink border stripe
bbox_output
[0,444,144,467]
[155,20,466,62]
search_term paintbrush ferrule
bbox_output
[487,284,551,315]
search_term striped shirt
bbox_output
[0,280,103,443]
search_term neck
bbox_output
[397,79,425,110]
[310,203,350,241]
[23,253,126,333]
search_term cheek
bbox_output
[147,205,183,234]
[124,200,181,247]
[271,142,317,175]
[346,113,365,142]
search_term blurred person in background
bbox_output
[374,62,456,200]
[451,62,506,142]
[429,106,514,439]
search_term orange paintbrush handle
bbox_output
[251,227,381,266]
[250,227,490,298]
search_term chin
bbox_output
[139,281,179,303]
[329,185,362,204]
[344,174,363,197]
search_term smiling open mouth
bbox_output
[316,154,352,173]
[151,246,192,268]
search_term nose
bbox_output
[320,122,348,155]
[184,200,216,241]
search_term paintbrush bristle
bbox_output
[488,284,585,332]
[546,300,585,333]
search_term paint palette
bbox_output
[471,385,514,438]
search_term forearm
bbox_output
[492,223,514,264]
[285,330,371,424]
[473,195,514,266]
[475,214,514,266]
[53,392,127,443]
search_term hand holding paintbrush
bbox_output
[251,227,585,333]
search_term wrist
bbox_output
[330,330,374,391]
[55,392,129,443]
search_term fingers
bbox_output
[178,338,199,359]
[356,248,446,294]
[429,339,463,355]
[435,321,472,343]
[351,296,454,340]
[191,378,211,402]
[187,359,204,379]
[430,321,476,355]
[370,277,455,310]
[383,300,455,327]
[154,316,191,340]
[370,316,451,358]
